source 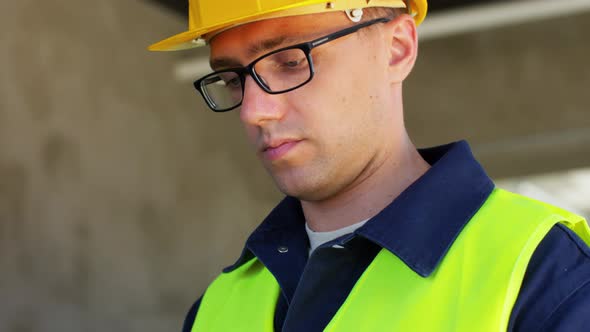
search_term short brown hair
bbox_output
[363,7,407,20]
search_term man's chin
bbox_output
[271,176,334,202]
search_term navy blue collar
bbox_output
[224,141,494,278]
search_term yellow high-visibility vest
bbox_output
[192,189,590,331]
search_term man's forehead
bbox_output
[209,11,343,43]
[208,14,343,68]
[209,13,349,56]
[209,34,301,69]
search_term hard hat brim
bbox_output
[149,29,207,51]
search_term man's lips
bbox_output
[261,139,302,161]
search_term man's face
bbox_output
[209,12,407,201]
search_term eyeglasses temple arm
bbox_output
[309,17,391,48]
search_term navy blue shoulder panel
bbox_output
[509,223,590,331]
[182,297,202,332]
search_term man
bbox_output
[149,1,590,331]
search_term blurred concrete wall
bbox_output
[0,1,588,332]
[406,11,590,178]
[0,1,279,331]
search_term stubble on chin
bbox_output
[266,164,321,200]
[266,161,349,202]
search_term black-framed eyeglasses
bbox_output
[194,17,391,112]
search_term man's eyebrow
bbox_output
[247,35,299,57]
[210,35,302,70]
[210,57,242,71]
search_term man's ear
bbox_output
[385,14,418,83]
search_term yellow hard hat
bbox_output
[148,0,428,51]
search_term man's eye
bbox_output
[278,57,307,70]
[283,59,303,67]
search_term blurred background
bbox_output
[0,0,589,331]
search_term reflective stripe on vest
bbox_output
[192,189,590,331]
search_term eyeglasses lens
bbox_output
[200,71,244,111]
[253,48,311,92]
[200,48,311,111]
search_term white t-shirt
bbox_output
[305,219,370,255]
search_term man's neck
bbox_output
[302,136,430,232]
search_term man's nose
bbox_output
[239,76,286,126]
